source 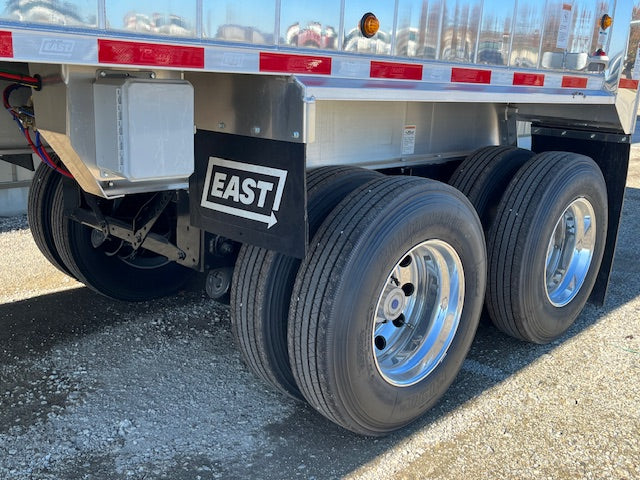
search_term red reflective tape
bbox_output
[561,76,588,88]
[513,72,545,87]
[370,61,423,80]
[98,39,204,68]
[0,31,13,58]
[620,78,639,90]
[451,67,491,84]
[259,52,332,75]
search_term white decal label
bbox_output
[402,125,417,155]
[201,157,288,229]
[556,3,573,50]
[597,29,608,46]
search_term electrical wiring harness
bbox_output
[1,70,72,178]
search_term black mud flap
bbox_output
[190,131,307,259]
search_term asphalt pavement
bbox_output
[0,150,638,480]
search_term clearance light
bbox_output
[360,12,380,38]
[600,14,613,30]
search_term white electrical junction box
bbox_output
[93,78,194,183]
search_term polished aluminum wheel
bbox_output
[372,240,464,387]
[545,197,596,307]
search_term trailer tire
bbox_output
[288,176,486,435]
[231,166,382,400]
[449,145,534,231]
[51,180,194,301]
[27,163,74,277]
[486,152,607,343]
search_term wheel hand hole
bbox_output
[399,255,412,267]
[402,283,415,296]
[392,314,405,328]
[374,335,387,350]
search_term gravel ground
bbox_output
[0,152,639,480]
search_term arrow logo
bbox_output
[200,157,288,229]
[206,203,278,229]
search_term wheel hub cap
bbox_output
[545,197,596,307]
[380,287,407,321]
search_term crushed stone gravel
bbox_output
[0,153,639,479]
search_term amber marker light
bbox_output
[600,14,613,30]
[360,12,380,38]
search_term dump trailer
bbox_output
[0,0,638,436]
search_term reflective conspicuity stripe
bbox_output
[0,31,13,58]
[561,76,588,88]
[619,78,639,90]
[0,26,614,99]
[98,39,205,68]
[451,67,492,84]
[259,52,332,75]
[370,61,423,80]
[513,72,545,86]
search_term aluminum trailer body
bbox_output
[0,0,638,435]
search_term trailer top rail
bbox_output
[0,1,636,115]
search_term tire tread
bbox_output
[486,152,606,342]
[290,176,445,430]
[27,163,74,276]
[230,167,382,399]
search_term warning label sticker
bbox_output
[402,125,417,155]
[556,3,573,50]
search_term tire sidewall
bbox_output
[67,219,193,299]
[518,164,608,342]
[326,190,486,432]
[230,167,383,399]
[53,181,194,301]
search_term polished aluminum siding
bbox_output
[3,1,639,137]
[305,101,500,170]
[0,1,622,71]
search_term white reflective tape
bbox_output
[422,64,450,82]
[332,57,370,78]
[2,27,609,97]
[544,74,564,89]
[204,47,259,73]
[491,69,513,86]
[12,30,97,64]
[587,77,605,90]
